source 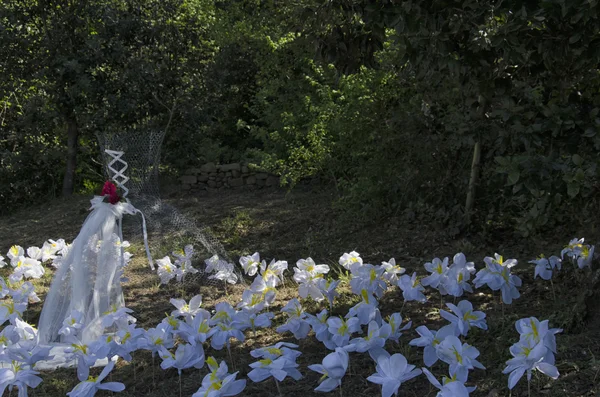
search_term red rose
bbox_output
[101,181,120,204]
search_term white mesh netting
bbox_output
[97,130,243,287]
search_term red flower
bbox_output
[101,181,120,204]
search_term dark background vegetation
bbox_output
[2,0,600,237]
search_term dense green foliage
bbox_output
[2,0,599,235]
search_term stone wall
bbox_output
[179,162,281,192]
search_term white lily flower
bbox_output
[422,367,475,396]
[0,300,27,326]
[42,239,66,262]
[349,264,387,298]
[327,317,361,348]
[577,245,594,269]
[0,326,21,352]
[367,353,422,397]
[408,325,457,367]
[170,295,203,319]
[26,247,42,261]
[176,309,212,345]
[276,299,310,340]
[296,257,330,275]
[8,281,40,305]
[306,309,332,346]
[247,356,302,383]
[248,276,277,307]
[317,278,340,311]
[204,254,222,274]
[439,300,487,336]
[122,251,133,267]
[308,347,349,392]
[112,323,144,361]
[173,244,194,269]
[6,340,53,367]
[7,246,24,265]
[156,256,177,284]
[0,255,7,268]
[530,255,562,280]
[421,257,450,292]
[240,252,261,276]
[436,336,485,379]
[208,322,246,351]
[503,337,559,389]
[175,260,199,282]
[515,317,562,355]
[383,313,412,344]
[67,360,125,397]
[193,369,246,397]
[561,238,585,260]
[0,362,43,397]
[346,289,381,325]
[346,320,391,361]
[203,356,229,385]
[236,289,266,313]
[381,258,406,285]
[12,318,37,341]
[210,302,237,326]
[451,253,476,273]
[250,342,301,362]
[473,255,522,304]
[51,243,71,269]
[58,310,85,337]
[442,253,475,297]
[397,273,427,302]
[101,306,135,328]
[9,256,44,282]
[294,269,326,302]
[259,259,288,286]
[159,343,205,375]
[209,261,238,284]
[339,251,363,272]
[137,322,174,356]
[66,338,112,380]
[238,310,274,333]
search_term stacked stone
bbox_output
[180,162,280,192]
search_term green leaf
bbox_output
[507,169,520,186]
[495,156,509,167]
[572,154,583,166]
[583,128,597,138]
[553,193,563,205]
[567,183,580,198]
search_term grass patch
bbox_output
[0,188,598,396]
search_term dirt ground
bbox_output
[0,186,598,396]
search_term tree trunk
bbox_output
[62,117,79,196]
[464,140,481,225]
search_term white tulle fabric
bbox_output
[36,196,148,369]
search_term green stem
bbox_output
[275,378,282,397]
